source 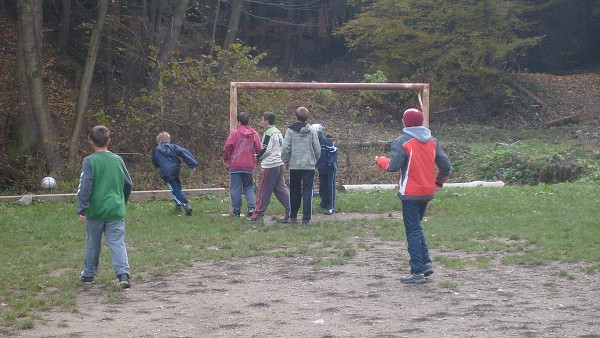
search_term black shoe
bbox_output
[175,204,183,213]
[118,274,131,289]
[289,218,298,224]
[79,276,94,284]
[324,209,335,215]
[184,204,192,216]
[246,216,264,222]
[423,263,434,277]
[302,219,311,225]
[231,213,241,218]
[248,209,255,217]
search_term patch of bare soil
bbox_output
[22,213,600,337]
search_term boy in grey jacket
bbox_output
[281,107,321,224]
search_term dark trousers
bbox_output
[289,169,315,221]
[402,200,432,275]
[163,177,188,206]
[318,170,336,210]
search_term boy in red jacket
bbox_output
[376,108,451,284]
[223,112,262,217]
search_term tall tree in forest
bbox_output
[68,0,109,160]
[58,0,72,55]
[17,0,63,174]
[146,0,191,89]
[222,0,243,49]
[338,0,541,110]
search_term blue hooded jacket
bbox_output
[152,142,198,180]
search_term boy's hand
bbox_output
[192,167,197,173]
[79,214,86,222]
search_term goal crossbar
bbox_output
[229,82,430,129]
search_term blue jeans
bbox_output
[82,219,130,278]
[163,176,188,206]
[318,170,336,210]
[402,200,432,274]
[230,171,255,214]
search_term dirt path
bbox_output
[22,214,600,337]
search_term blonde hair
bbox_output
[156,131,171,144]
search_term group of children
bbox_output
[223,107,338,224]
[75,107,450,287]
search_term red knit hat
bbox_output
[402,108,424,127]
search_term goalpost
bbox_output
[229,82,430,130]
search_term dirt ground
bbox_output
[21,212,600,338]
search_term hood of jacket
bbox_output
[403,126,432,143]
[288,121,311,134]
[157,142,177,156]
[236,125,258,138]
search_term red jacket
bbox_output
[223,125,262,171]
[376,126,451,201]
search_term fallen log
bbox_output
[340,181,505,192]
[544,112,582,127]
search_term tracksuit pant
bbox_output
[289,169,315,222]
[251,164,290,219]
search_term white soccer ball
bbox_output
[41,176,57,189]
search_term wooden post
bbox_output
[229,83,238,131]
[422,85,430,128]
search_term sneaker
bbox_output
[302,219,311,225]
[184,204,192,216]
[324,209,335,215]
[247,209,255,217]
[79,276,94,284]
[246,216,264,222]
[277,216,290,223]
[401,273,425,284]
[118,274,131,289]
[231,213,241,218]
[175,204,183,213]
[423,263,434,277]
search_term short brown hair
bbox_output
[88,125,110,147]
[296,107,309,122]
[237,112,250,126]
[156,131,171,144]
[263,112,275,125]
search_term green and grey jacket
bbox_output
[281,122,321,170]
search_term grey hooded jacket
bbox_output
[281,122,321,170]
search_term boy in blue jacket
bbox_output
[311,124,338,215]
[152,131,198,215]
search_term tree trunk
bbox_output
[17,0,63,174]
[33,0,42,62]
[103,1,120,109]
[223,0,243,49]
[58,0,71,55]
[68,0,109,160]
[147,0,190,90]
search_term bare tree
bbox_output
[68,0,109,160]
[223,0,243,49]
[58,0,72,55]
[17,0,63,174]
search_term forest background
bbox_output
[0,0,599,194]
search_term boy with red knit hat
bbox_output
[375,108,452,284]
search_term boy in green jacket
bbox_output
[76,125,133,288]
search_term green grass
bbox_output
[1,183,600,332]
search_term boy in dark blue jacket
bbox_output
[152,132,198,215]
[311,124,338,215]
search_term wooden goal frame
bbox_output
[229,82,430,130]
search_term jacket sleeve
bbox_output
[119,156,133,203]
[76,157,93,216]
[151,148,159,168]
[223,131,235,163]
[312,130,321,160]
[324,138,338,166]
[257,133,271,161]
[435,142,452,186]
[385,137,406,173]
[254,132,262,154]
[281,129,291,164]
[177,145,198,169]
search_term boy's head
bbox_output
[156,131,171,144]
[310,123,323,134]
[88,125,110,147]
[296,107,309,123]
[262,112,275,125]
[237,112,250,126]
[402,108,424,127]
